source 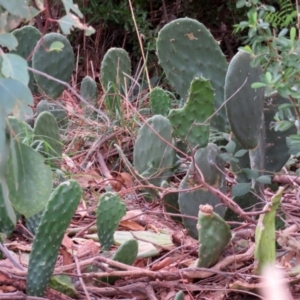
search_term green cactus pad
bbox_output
[225,51,264,149]
[80,75,98,104]
[33,111,62,163]
[101,48,131,114]
[133,115,175,187]
[174,291,184,300]
[36,100,49,115]
[150,87,171,116]
[32,33,74,98]
[157,18,229,132]
[112,239,138,264]
[197,204,232,268]
[168,77,214,147]
[264,93,296,173]
[27,180,82,297]
[178,143,226,239]
[25,210,43,236]
[254,187,284,274]
[0,185,16,236]
[8,116,33,143]
[11,25,42,93]
[96,192,126,251]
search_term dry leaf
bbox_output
[73,171,103,189]
[151,257,176,271]
[77,239,100,258]
[62,234,74,250]
[119,172,132,188]
[60,247,73,266]
[120,220,144,231]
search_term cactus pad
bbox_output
[32,33,74,98]
[168,77,214,147]
[27,180,82,297]
[96,192,126,251]
[156,18,229,132]
[225,51,264,149]
[33,111,62,163]
[133,115,175,187]
[150,87,171,116]
[179,143,226,239]
[80,76,98,116]
[100,48,131,114]
[11,25,42,93]
[197,204,231,268]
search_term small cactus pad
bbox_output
[168,77,214,147]
[179,143,226,239]
[150,87,171,116]
[80,76,98,104]
[8,116,33,142]
[32,33,74,98]
[33,111,62,163]
[156,18,229,132]
[254,187,284,274]
[27,180,82,297]
[133,115,175,187]
[36,99,49,115]
[100,48,131,113]
[96,192,126,250]
[197,204,232,268]
[11,25,42,93]
[225,51,264,149]
[112,239,138,264]
[264,93,296,173]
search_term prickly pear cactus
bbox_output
[168,77,214,147]
[80,76,98,104]
[100,48,131,114]
[0,185,15,236]
[96,192,126,251]
[133,115,175,187]
[197,204,232,268]
[254,187,284,274]
[11,25,42,93]
[225,51,264,149]
[27,180,82,297]
[179,143,226,239]
[150,87,171,116]
[32,33,74,98]
[33,111,62,163]
[156,17,229,132]
[174,291,184,300]
[8,116,33,143]
[36,100,49,115]
[25,210,43,236]
[112,239,138,264]
[264,93,296,173]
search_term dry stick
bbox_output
[128,0,151,91]
[0,291,48,300]
[74,255,91,300]
[28,67,110,125]
[0,243,24,271]
[193,163,257,224]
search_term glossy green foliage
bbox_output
[254,187,284,274]
[225,51,264,149]
[168,77,214,147]
[133,115,175,187]
[197,204,231,268]
[96,192,126,251]
[150,87,171,116]
[11,25,42,93]
[32,33,74,98]
[179,144,226,239]
[100,48,131,114]
[27,180,82,297]
[33,111,62,163]
[156,17,229,132]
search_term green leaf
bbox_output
[1,53,29,86]
[0,0,32,20]
[236,0,246,8]
[232,182,251,197]
[6,142,53,218]
[49,41,64,52]
[290,27,296,44]
[251,82,267,88]
[265,72,272,83]
[225,141,236,154]
[234,149,248,158]
[0,33,18,50]
[255,175,271,184]
[243,168,259,180]
[58,14,95,36]
[0,78,33,120]
[61,0,83,18]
